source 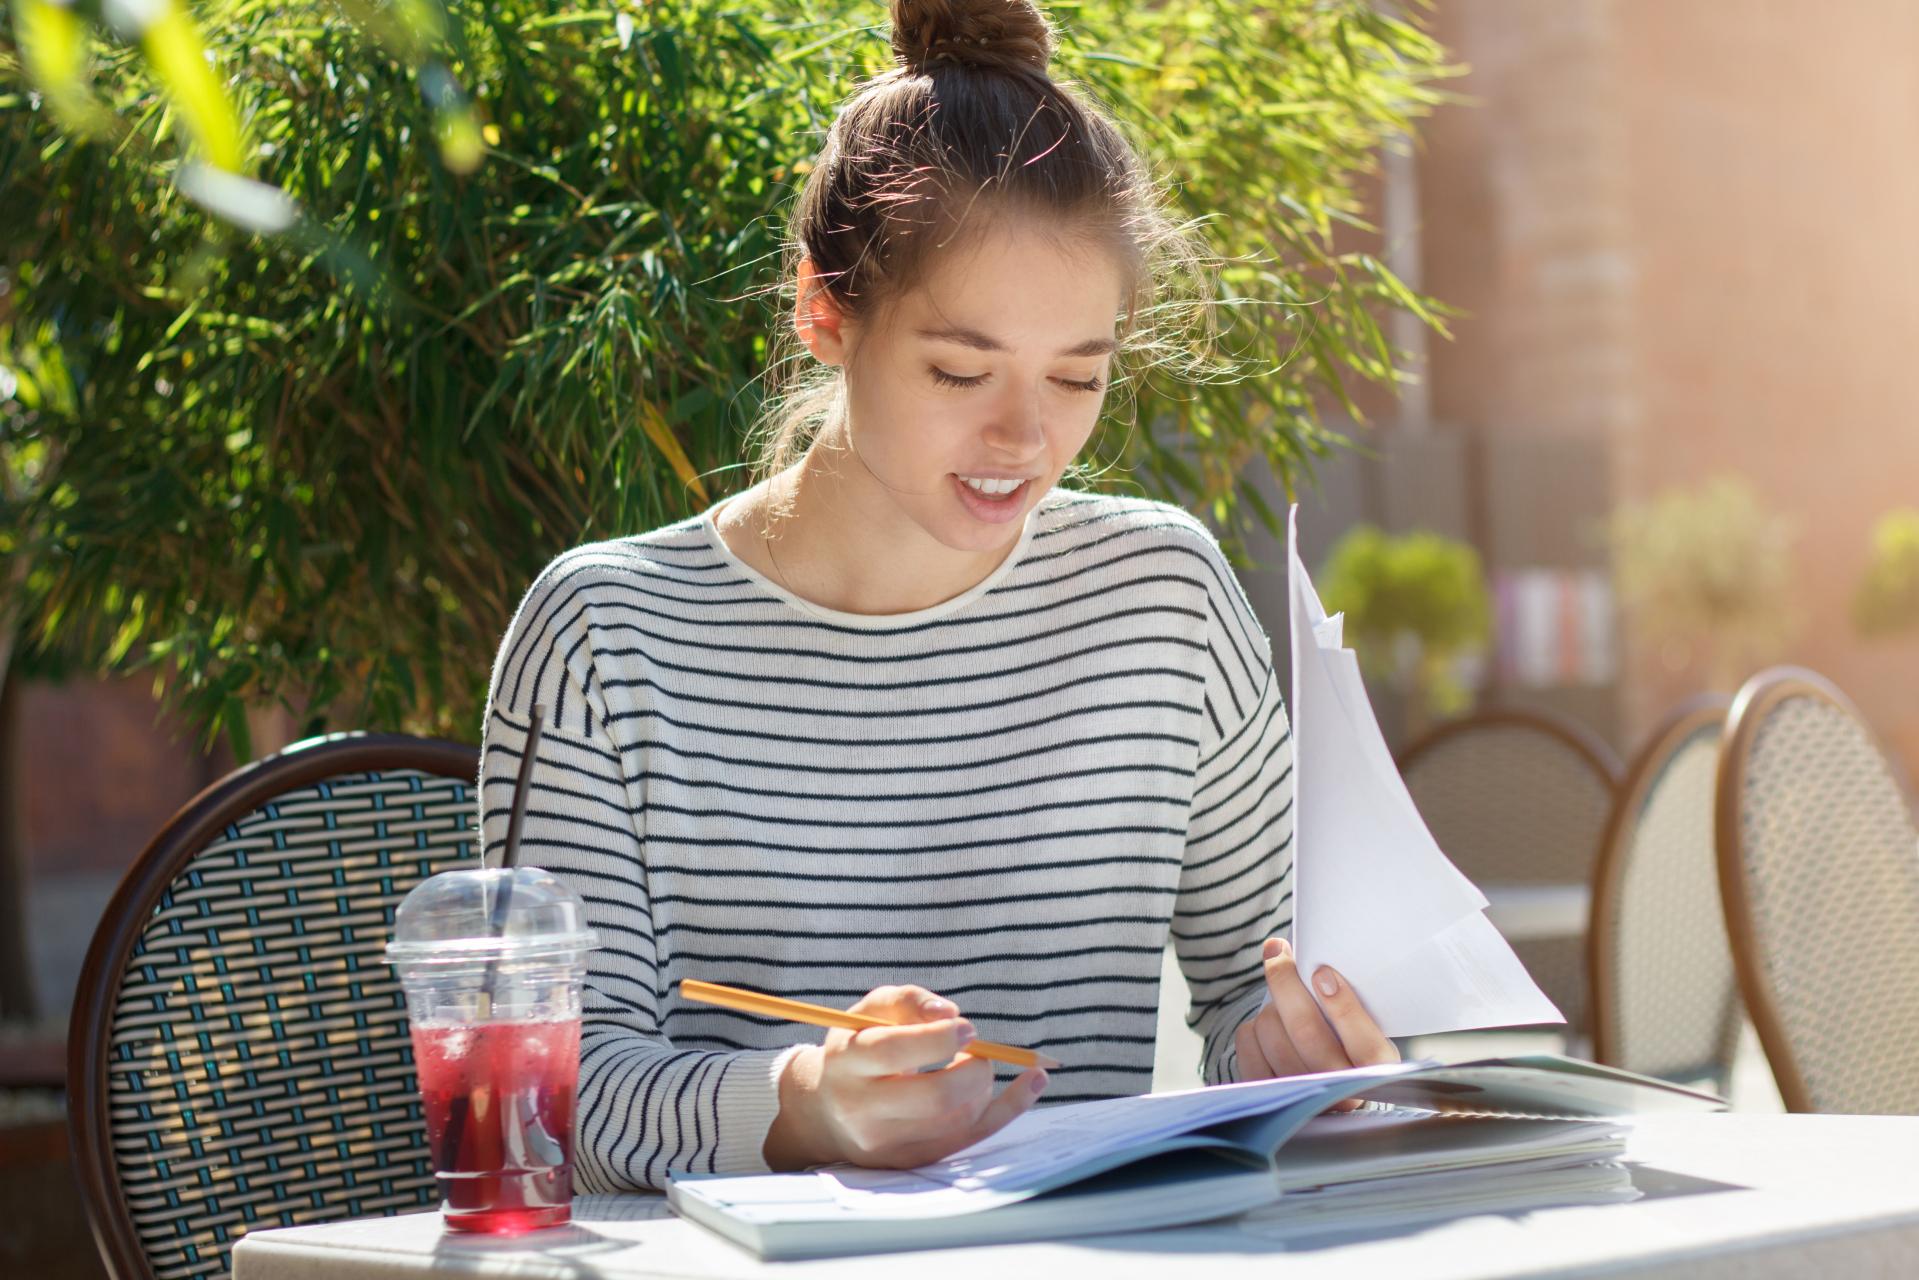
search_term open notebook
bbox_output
[667,1054,1724,1260]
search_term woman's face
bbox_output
[803,217,1127,554]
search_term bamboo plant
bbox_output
[1,0,1459,750]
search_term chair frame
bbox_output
[1395,706,1622,1042]
[1397,705,1625,792]
[1714,666,1916,1115]
[66,732,478,1280]
[1587,695,1733,1074]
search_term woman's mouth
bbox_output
[952,473,1032,522]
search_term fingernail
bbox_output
[1030,1071,1048,1093]
[1314,966,1340,997]
[1277,937,1292,958]
[923,997,955,1016]
[1262,938,1281,959]
[955,1020,976,1045]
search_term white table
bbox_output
[1482,882,1591,943]
[233,1114,1919,1279]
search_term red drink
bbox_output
[389,866,597,1234]
[412,1018,582,1233]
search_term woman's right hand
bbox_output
[762,984,1049,1171]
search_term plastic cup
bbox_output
[386,867,597,1233]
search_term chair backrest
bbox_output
[1589,698,1742,1086]
[67,733,479,1280]
[1715,668,1919,1115]
[1398,708,1623,1033]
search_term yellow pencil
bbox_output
[679,979,1062,1071]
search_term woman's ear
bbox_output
[795,257,848,366]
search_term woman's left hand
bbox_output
[1233,936,1399,1107]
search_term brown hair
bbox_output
[746,0,1214,487]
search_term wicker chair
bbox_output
[1588,698,1742,1090]
[1716,668,1919,1115]
[67,733,479,1280]
[1398,709,1623,1038]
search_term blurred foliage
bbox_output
[1853,508,1919,638]
[0,0,1457,754]
[1317,524,1489,722]
[1608,476,1797,689]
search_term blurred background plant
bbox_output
[1852,508,1919,640]
[1316,524,1491,737]
[1607,476,1799,691]
[1,0,1458,757]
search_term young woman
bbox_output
[479,0,1396,1194]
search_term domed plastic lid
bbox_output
[385,866,598,963]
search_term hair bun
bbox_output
[891,0,1056,75]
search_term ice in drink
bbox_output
[411,1018,582,1232]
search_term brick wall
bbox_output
[1414,0,1919,771]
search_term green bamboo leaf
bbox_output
[222,695,253,762]
[136,1,248,172]
[14,0,110,134]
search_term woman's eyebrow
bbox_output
[915,325,1117,358]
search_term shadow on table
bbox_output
[1063,1164,1748,1257]
[1624,1166,1749,1201]
[572,1195,677,1224]
[426,1197,677,1275]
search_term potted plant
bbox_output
[1852,509,1919,639]
[1606,476,1797,691]
[1317,525,1492,741]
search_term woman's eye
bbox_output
[928,367,1104,393]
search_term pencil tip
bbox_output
[1039,1054,1062,1070]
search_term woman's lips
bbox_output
[952,473,1030,523]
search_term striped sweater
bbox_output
[476,486,1295,1192]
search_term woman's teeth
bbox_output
[960,476,1024,497]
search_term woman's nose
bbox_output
[984,381,1047,454]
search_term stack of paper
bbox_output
[1287,504,1564,1036]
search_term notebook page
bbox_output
[904,1059,1422,1194]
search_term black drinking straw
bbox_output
[488,703,546,936]
[439,705,546,1179]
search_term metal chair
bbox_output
[67,733,479,1280]
[1398,708,1623,1038]
[1715,668,1919,1115]
[1589,697,1742,1090]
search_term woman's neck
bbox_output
[716,442,1028,617]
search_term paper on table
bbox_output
[1288,505,1563,1037]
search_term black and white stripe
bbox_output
[477,488,1293,1192]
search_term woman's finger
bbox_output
[952,1067,1048,1150]
[850,984,957,1022]
[1262,939,1353,1072]
[1251,1004,1306,1079]
[881,1067,1048,1169]
[1234,1012,1274,1079]
[1307,964,1399,1067]
[844,1017,977,1078]
[865,1052,995,1125]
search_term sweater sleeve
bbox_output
[477,556,806,1192]
[1169,531,1295,1086]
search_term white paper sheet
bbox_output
[1288,505,1563,1036]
